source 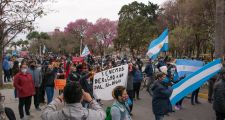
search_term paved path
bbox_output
[0,88,216,120]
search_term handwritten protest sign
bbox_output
[54,79,66,90]
[93,64,128,100]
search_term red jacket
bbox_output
[13,72,35,98]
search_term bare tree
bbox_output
[0,0,51,85]
[214,0,224,59]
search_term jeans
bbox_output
[19,96,32,118]
[3,69,10,82]
[133,82,141,99]
[46,87,54,104]
[191,88,200,104]
[155,115,164,120]
[127,90,133,112]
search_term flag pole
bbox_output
[80,38,83,56]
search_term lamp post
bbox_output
[80,34,84,56]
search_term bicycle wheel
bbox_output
[147,83,154,96]
[140,77,148,90]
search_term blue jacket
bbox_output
[151,80,173,115]
[3,57,10,70]
[133,70,143,83]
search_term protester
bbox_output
[3,56,11,83]
[14,64,35,119]
[41,83,106,120]
[208,75,217,103]
[174,76,185,110]
[136,58,143,72]
[12,60,20,99]
[133,64,143,100]
[191,88,201,105]
[28,60,42,111]
[40,60,49,104]
[111,86,132,120]
[144,58,154,91]
[9,57,14,80]
[151,72,173,120]
[12,60,20,77]
[126,63,134,114]
[67,64,80,84]
[45,64,56,104]
[213,69,225,120]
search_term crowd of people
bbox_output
[1,53,225,120]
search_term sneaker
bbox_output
[196,101,201,104]
[174,105,180,110]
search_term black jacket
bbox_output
[152,80,173,115]
[45,68,56,87]
[213,79,225,113]
[144,62,153,77]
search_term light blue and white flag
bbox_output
[81,45,90,57]
[170,59,222,105]
[175,59,204,78]
[146,28,169,60]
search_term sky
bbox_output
[34,0,168,32]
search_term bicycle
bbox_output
[140,73,155,96]
[140,73,148,91]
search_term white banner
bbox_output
[93,64,128,100]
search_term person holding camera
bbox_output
[41,83,106,120]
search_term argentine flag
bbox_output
[81,45,90,57]
[146,28,169,60]
[170,59,222,105]
[175,59,204,78]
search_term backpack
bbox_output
[105,106,112,120]
[105,101,131,120]
[105,105,120,120]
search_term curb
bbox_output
[199,92,208,99]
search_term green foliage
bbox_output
[27,31,50,40]
[115,1,160,55]
[160,0,217,59]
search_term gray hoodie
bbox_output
[41,99,106,120]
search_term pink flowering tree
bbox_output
[86,18,118,56]
[64,19,93,54]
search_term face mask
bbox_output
[30,65,35,68]
[21,68,27,74]
[162,77,170,83]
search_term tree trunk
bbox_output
[215,0,224,59]
[195,35,201,59]
[0,47,3,86]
